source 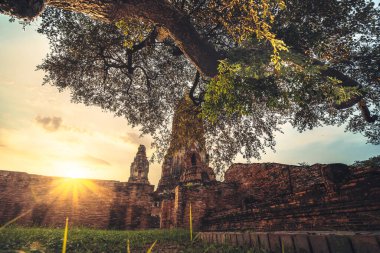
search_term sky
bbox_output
[0,13,379,187]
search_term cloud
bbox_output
[0,144,6,148]
[81,155,111,167]
[120,132,149,146]
[35,115,62,132]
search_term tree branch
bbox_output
[314,61,377,123]
[127,50,133,74]
[1,0,221,76]
[40,0,220,77]
[319,67,377,123]
[358,99,378,123]
[130,27,158,53]
[189,71,203,105]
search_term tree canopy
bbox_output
[1,0,379,172]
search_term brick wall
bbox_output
[2,161,379,232]
[162,182,242,230]
[201,163,380,231]
[199,231,380,253]
[0,170,157,229]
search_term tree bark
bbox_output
[1,0,220,78]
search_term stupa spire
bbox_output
[128,145,150,184]
[157,94,215,192]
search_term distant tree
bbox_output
[1,0,379,172]
[353,155,380,168]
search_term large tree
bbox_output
[1,0,379,172]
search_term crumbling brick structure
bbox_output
[0,145,158,229]
[201,163,380,231]
[156,147,380,231]
[157,95,215,194]
[154,95,380,232]
[154,95,218,229]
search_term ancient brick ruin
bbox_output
[0,95,379,233]
[0,145,158,229]
[128,145,150,185]
[153,96,380,232]
[202,163,380,231]
[154,95,217,229]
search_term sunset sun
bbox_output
[66,169,84,179]
[55,162,90,179]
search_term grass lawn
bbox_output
[0,227,264,253]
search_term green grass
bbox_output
[0,227,265,253]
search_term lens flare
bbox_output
[0,176,111,229]
[54,161,91,179]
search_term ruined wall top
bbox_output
[0,169,156,229]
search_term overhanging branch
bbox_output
[189,71,203,106]
[314,61,377,123]
[1,0,221,77]
[358,99,378,123]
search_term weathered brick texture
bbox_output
[201,163,380,231]
[0,145,158,229]
[0,170,156,229]
[1,162,379,232]
[198,231,380,253]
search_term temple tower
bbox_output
[155,94,216,228]
[157,95,215,191]
[128,145,150,184]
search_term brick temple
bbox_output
[0,95,379,232]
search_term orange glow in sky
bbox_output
[56,162,90,179]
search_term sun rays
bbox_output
[48,177,112,210]
[0,175,113,229]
